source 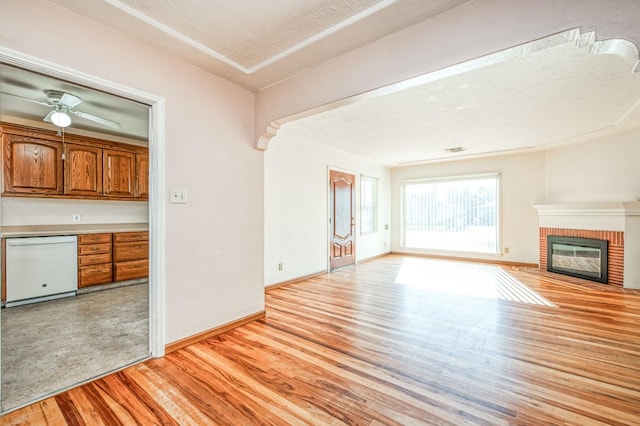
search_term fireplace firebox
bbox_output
[547,236,608,284]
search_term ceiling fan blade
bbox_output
[69,109,121,129]
[44,90,82,108]
[58,93,83,109]
[43,110,55,123]
[1,91,51,107]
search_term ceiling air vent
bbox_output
[444,146,465,153]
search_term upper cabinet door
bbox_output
[3,134,63,195]
[135,153,149,199]
[64,143,103,196]
[103,149,135,198]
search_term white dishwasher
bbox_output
[5,235,78,307]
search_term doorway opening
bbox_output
[0,47,165,412]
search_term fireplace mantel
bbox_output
[534,202,640,232]
[534,201,640,289]
[534,202,640,216]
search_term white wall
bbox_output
[544,129,640,288]
[391,152,546,264]
[1,198,147,226]
[388,129,640,266]
[544,128,640,203]
[1,1,264,344]
[264,123,390,286]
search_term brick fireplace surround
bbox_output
[534,202,640,289]
[539,227,624,286]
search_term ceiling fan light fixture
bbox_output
[51,109,71,128]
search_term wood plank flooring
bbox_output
[3,255,640,425]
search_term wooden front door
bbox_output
[329,170,356,271]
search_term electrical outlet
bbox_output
[170,188,188,204]
[278,262,283,271]
[72,213,81,223]
[504,247,510,254]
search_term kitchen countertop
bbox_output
[1,223,149,238]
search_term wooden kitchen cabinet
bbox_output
[77,233,113,287]
[79,263,113,287]
[78,242,112,256]
[77,233,112,244]
[78,231,149,287]
[113,231,149,281]
[113,231,149,243]
[1,122,148,201]
[135,154,149,199]
[2,133,63,195]
[113,241,149,262]
[64,143,103,196]
[103,149,135,198]
[78,252,112,266]
[113,260,148,282]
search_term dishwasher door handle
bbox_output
[7,237,77,246]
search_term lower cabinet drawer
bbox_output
[78,252,112,266]
[78,233,112,244]
[113,241,149,262]
[79,263,113,287]
[114,231,148,242]
[78,242,112,256]
[114,259,149,281]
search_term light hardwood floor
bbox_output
[3,255,640,425]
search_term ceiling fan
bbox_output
[1,89,121,129]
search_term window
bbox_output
[360,175,378,233]
[401,173,500,253]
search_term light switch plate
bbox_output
[170,188,188,204]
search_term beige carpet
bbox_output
[1,283,149,412]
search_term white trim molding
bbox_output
[256,122,281,150]
[99,0,401,75]
[534,202,640,232]
[534,202,640,217]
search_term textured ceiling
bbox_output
[290,32,640,166]
[119,0,386,68]
[1,4,639,166]
[48,0,471,90]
